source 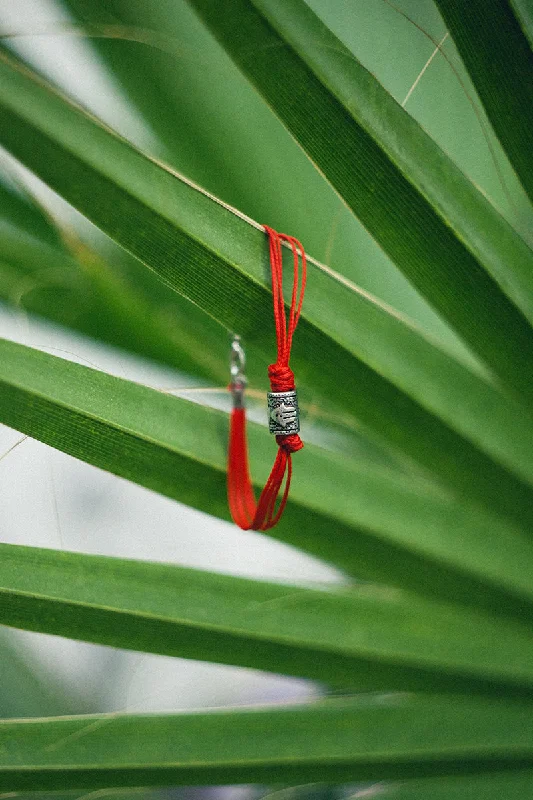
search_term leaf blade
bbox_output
[4,543,533,695]
[434,0,533,204]
[1,696,533,790]
[378,769,533,800]
[0,216,227,382]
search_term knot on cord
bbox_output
[276,433,304,453]
[268,363,295,392]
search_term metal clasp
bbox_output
[230,335,246,409]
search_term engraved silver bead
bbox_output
[267,390,300,435]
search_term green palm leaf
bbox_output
[434,0,533,204]
[4,543,533,693]
[0,695,532,790]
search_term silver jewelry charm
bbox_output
[267,390,300,435]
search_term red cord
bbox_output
[228,226,307,531]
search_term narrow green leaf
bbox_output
[511,0,533,48]
[4,543,533,694]
[379,769,533,800]
[0,217,227,382]
[434,0,533,204]
[0,630,85,718]
[1,695,533,790]
[186,0,533,405]
[0,176,60,246]
[3,339,533,618]
[0,53,533,534]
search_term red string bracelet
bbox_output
[227,226,307,531]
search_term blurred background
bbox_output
[0,0,532,797]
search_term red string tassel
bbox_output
[227,226,307,531]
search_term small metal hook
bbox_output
[230,335,246,408]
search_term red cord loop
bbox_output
[227,226,307,531]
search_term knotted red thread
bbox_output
[227,226,307,531]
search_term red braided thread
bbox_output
[228,226,307,531]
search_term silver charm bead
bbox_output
[267,390,300,435]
